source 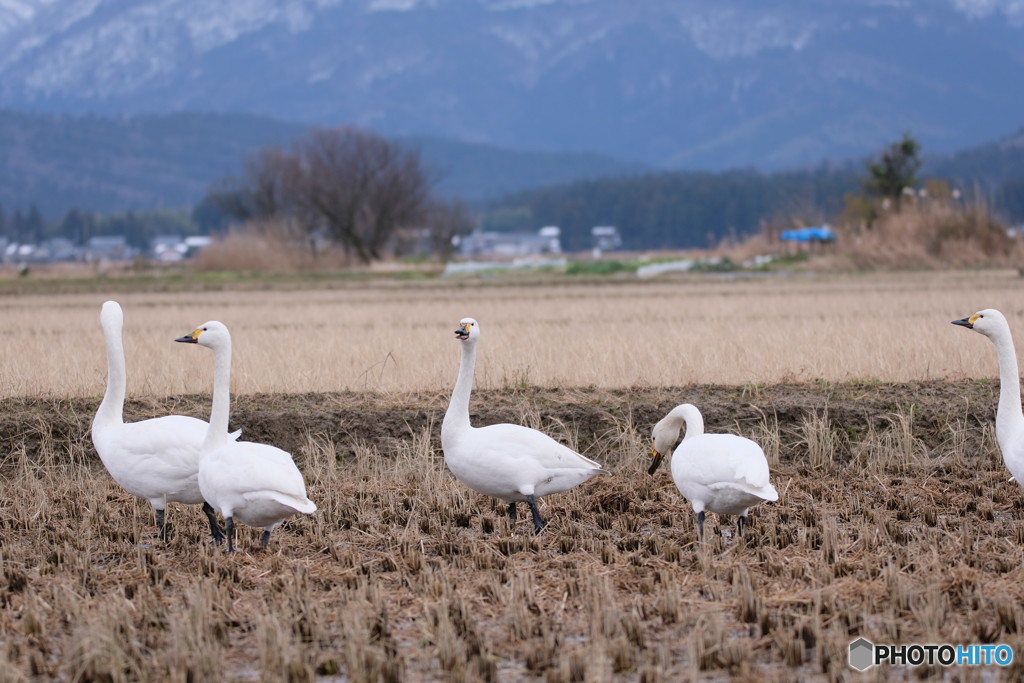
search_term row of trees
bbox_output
[0,205,47,245]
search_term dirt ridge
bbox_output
[0,380,998,464]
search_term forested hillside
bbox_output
[482,129,1024,251]
[0,110,644,217]
[482,168,862,251]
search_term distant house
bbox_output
[37,238,79,262]
[85,236,135,262]
[151,235,188,262]
[184,235,215,258]
[592,226,622,252]
[538,226,562,254]
[459,227,562,257]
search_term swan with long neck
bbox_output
[952,309,1024,482]
[91,300,223,543]
[441,317,605,534]
[175,320,316,552]
[649,403,778,540]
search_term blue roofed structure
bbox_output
[780,225,836,243]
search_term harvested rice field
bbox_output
[1,269,1023,681]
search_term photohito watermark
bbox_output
[849,637,1013,671]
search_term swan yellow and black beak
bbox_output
[648,443,665,475]
[454,322,471,340]
[952,314,979,329]
[175,329,202,344]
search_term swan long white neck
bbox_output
[443,340,476,435]
[673,404,705,439]
[991,325,1024,451]
[204,338,233,453]
[653,403,705,455]
[96,308,125,426]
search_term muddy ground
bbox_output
[1,380,1022,682]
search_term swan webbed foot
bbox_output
[696,510,706,541]
[507,502,517,522]
[260,530,271,547]
[202,502,224,545]
[526,495,545,535]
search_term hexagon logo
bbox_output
[849,637,875,671]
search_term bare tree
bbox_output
[210,146,294,222]
[212,126,433,263]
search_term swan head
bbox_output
[648,412,683,475]
[100,300,123,328]
[952,309,1007,339]
[454,318,480,343]
[175,320,231,349]
[648,404,702,475]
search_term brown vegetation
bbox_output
[838,199,1021,269]
[193,222,357,273]
[1,269,1022,399]
[729,195,1024,270]
[1,382,1022,681]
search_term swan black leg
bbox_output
[696,510,706,540]
[508,502,517,522]
[225,516,236,552]
[526,495,545,535]
[155,508,168,541]
[737,515,746,538]
[202,502,224,545]
[260,530,271,547]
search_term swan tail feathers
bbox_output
[267,491,317,514]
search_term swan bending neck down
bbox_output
[91,300,223,543]
[649,403,778,540]
[953,309,1024,482]
[441,317,605,534]
[176,321,316,552]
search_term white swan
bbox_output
[649,403,778,539]
[175,320,316,551]
[91,300,224,543]
[441,317,605,533]
[952,309,1024,483]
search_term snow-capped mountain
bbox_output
[1,0,1022,169]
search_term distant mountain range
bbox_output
[1,0,1023,171]
[1,109,1023,220]
[0,110,648,216]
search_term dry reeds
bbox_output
[193,220,356,273]
[839,200,1022,269]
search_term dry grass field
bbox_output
[0,268,1021,399]
[2,268,1024,681]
